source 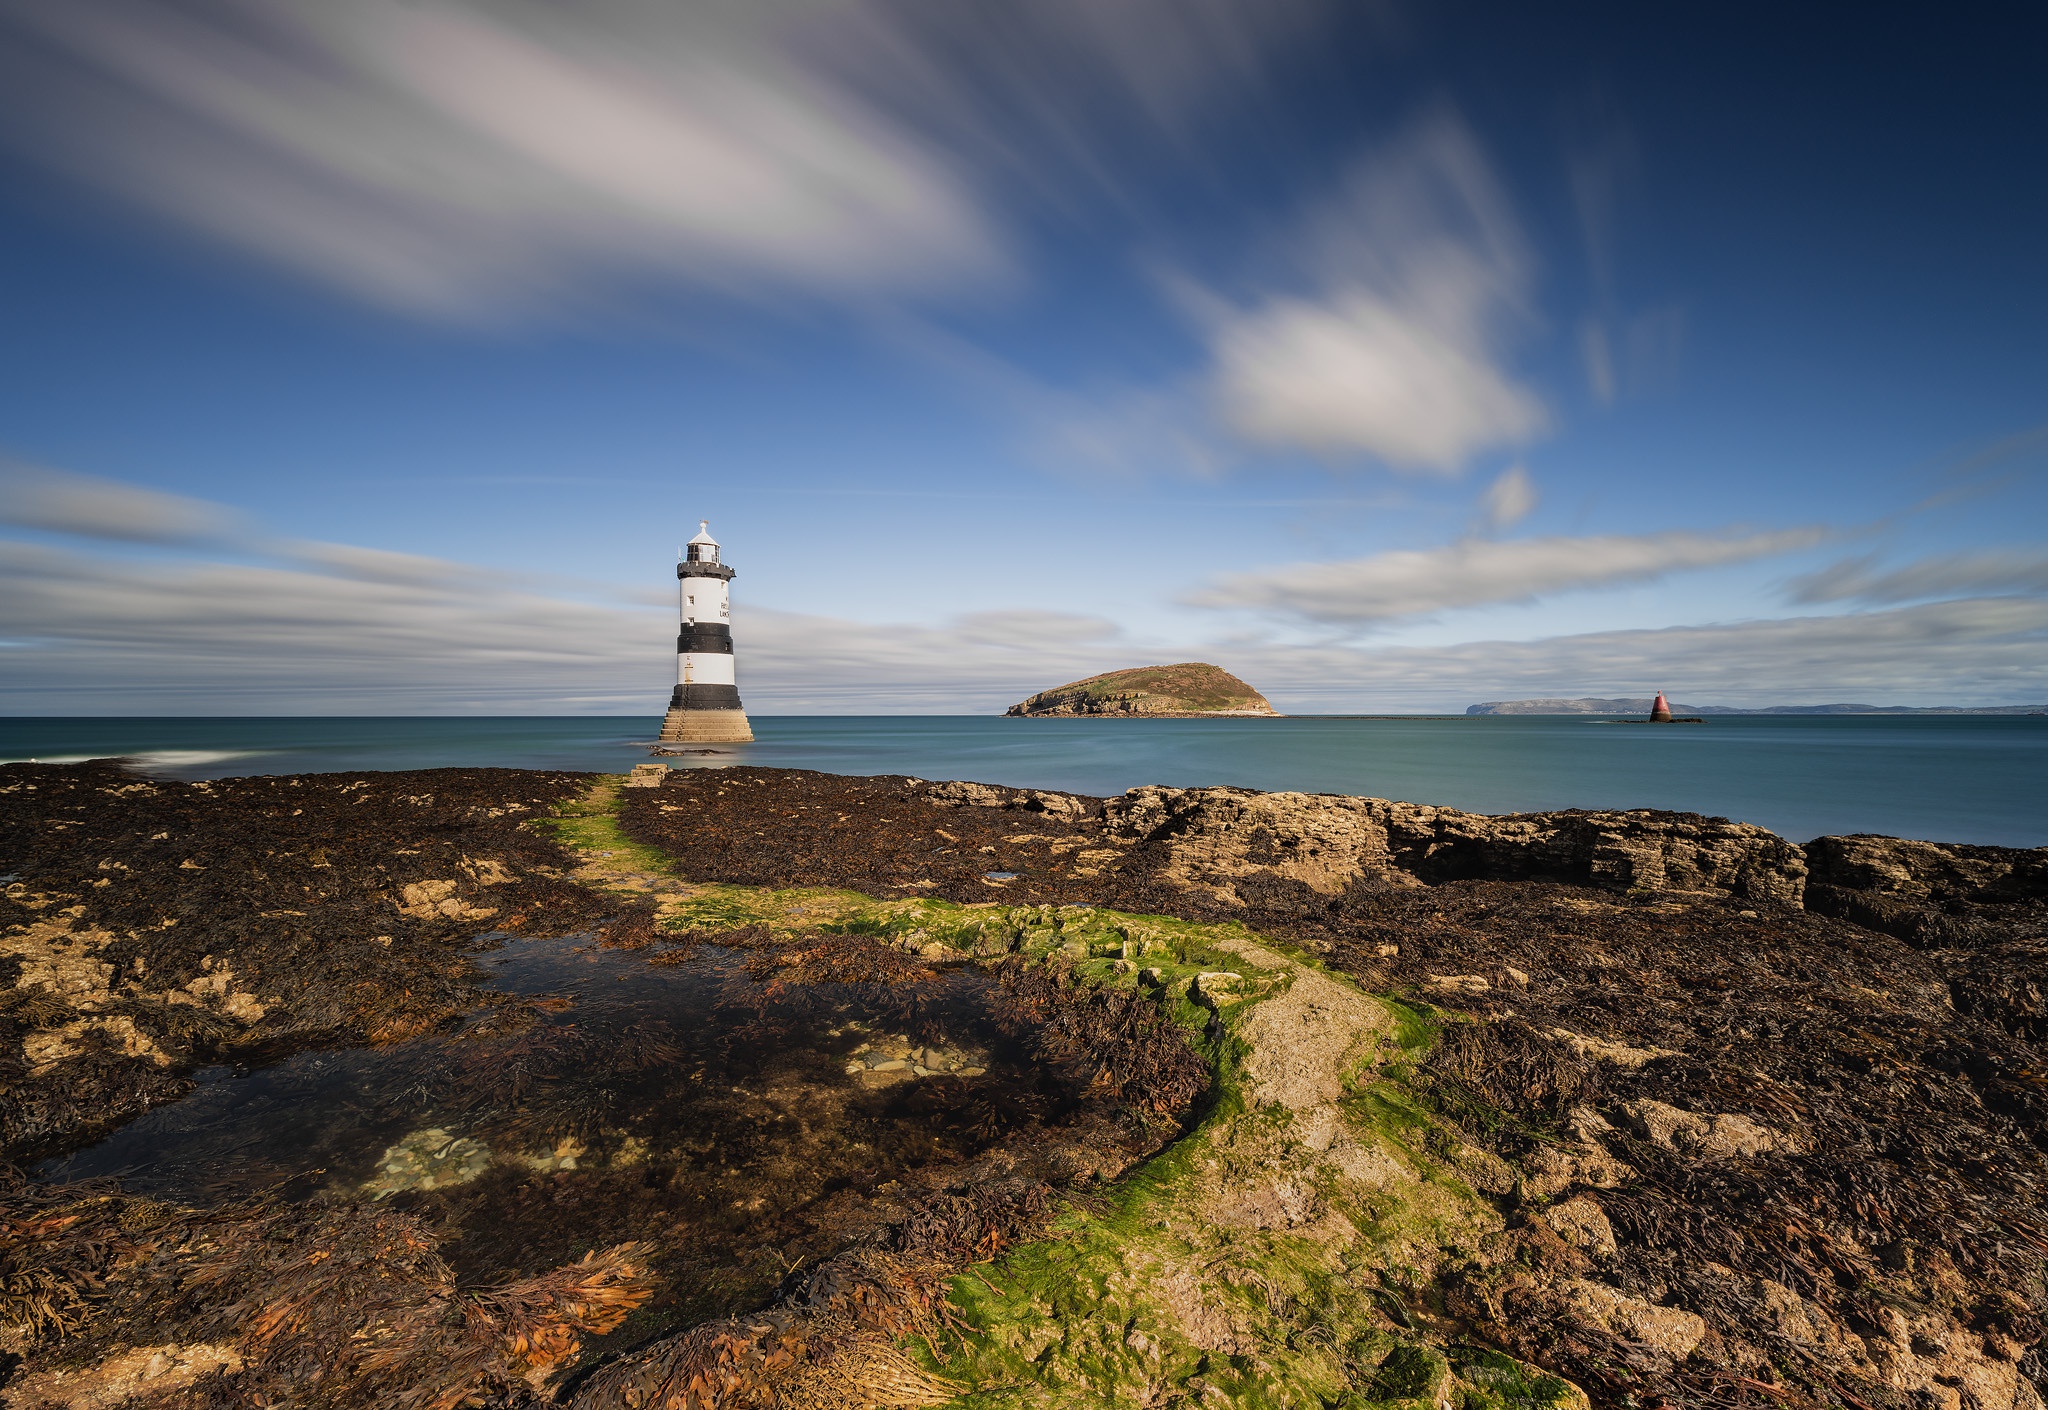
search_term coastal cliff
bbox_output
[1006,661,1277,717]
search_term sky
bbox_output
[0,0,2044,715]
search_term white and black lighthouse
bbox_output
[659,522,753,744]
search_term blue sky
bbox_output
[0,0,2043,713]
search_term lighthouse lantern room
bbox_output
[659,521,754,744]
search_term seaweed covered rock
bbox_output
[1805,833,2048,945]
[0,762,612,1162]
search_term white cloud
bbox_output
[0,0,1349,325]
[1475,463,1537,534]
[1189,527,1828,625]
[0,0,1005,320]
[0,460,239,544]
[1207,113,1547,473]
[1789,550,2048,605]
[288,541,496,590]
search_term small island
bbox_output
[1006,662,1278,717]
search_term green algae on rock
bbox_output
[1005,662,1278,717]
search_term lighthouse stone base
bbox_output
[660,707,754,744]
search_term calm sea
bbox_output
[2,715,2042,847]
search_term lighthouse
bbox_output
[659,522,754,744]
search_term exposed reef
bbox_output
[5,760,2047,1410]
[1005,662,1277,717]
[621,767,2048,1410]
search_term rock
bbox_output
[1426,974,1491,996]
[366,1128,492,1196]
[922,779,1013,808]
[395,878,499,921]
[1520,1107,1635,1200]
[515,1136,588,1174]
[920,779,1097,819]
[1618,1099,1788,1158]
[1101,785,1808,903]
[6,1342,243,1407]
[1372,1343,1453,1405]
[1192,971,1245,1007]
[1005,663,1278,718]
[1561,1280,1706,1359]
[1540,1197,1617,1255]
[1804,834,2048,945]
[625,763,668,788]
[1549,1027,1678,1069]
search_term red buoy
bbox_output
[1650,691,1673,723]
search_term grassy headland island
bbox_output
[4,760,2047,1410]
[1007,662,1278,717]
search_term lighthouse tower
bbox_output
[659,522,754,744]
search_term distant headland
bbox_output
[1007,663,1278,717]
[1468,697,2047,716]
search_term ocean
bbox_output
[2,714,2042,847]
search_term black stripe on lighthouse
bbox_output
[670,684,743,710]
[677,625,734,654]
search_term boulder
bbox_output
[1804,834,2048,945]
[1101,786,1808,904]
[1618,1099,1790,1159]
[1561,1280,1706,1359]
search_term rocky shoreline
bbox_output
[4,760,2046,1410]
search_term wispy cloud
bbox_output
[0,0,1006,320]
[0,460,240,544]
[0,0,1347,325]
[1475,463,1537,534]
[1188,527,1828,625]
[0,534,1153,714]
[1790,550,2048,605]
[1205,112,1547,473]
[4,465,2034,715]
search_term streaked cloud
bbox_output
[0,0,1005,320]
[2,465,2034,716]
[1789,550,2048,605]
[0,534,1145,714]
[288,541,496,590]
[0,460,239,544]
[6,529,2039,716]
[1207,113,1547,473]
[0,0,1344,325]
[1188,527,1828,625]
